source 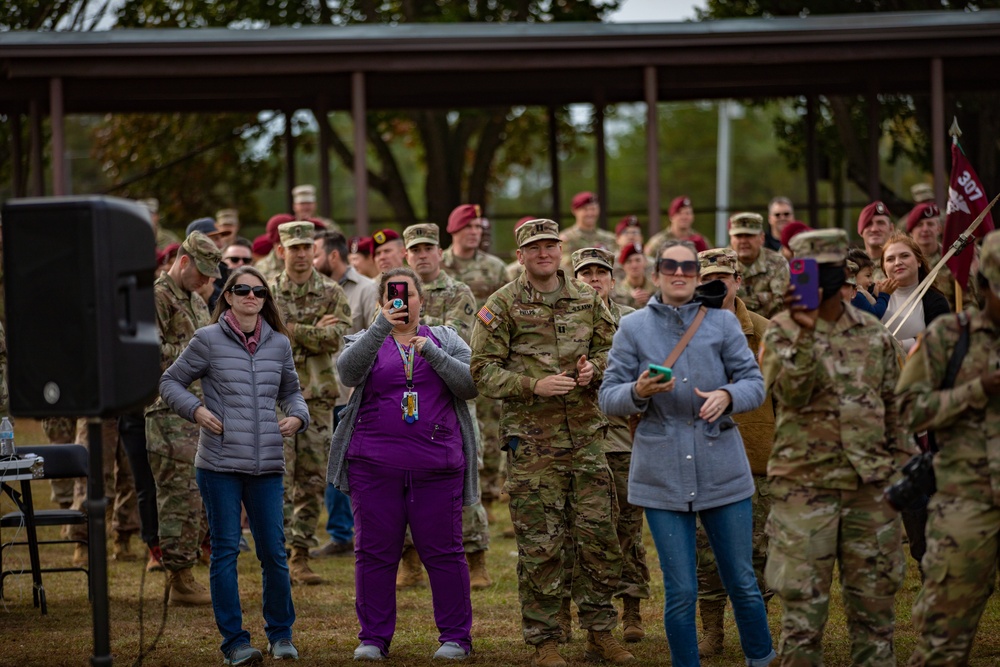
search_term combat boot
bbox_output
[72,544,88,568]
[113,535,138,562]
[584,630,635,664]
[621,597,644,643]
[167,567,212,606]
[697,599,725,658]
[396,546,425,590]
[289,547,323,585]
[556,598,572,644]
[466,550,492,590]
[532,640,567,667]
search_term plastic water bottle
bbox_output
[0,417,14,457]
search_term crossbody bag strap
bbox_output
[663,306,707,368]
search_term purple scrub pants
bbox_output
[347,460,472,655]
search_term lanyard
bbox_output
[393,338,415,389]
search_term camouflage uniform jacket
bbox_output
[761,303,914,489]
[470,270,616,449]
[271,268,352,403]
[926,247,981,311]
[441,248,508,307]
[737,247,790,319]
[256,250,285,283]
[604,300,635,454]
[148,272,211,414]
[897,309,1000,505]
[420,271,477,344]
[611,275,657,310]
[559,226,617,272]
[504,260,522,283]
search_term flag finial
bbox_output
[949,117,962,140]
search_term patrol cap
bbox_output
[728,212,764,236]
[447,205,481,233]
[619,243,643,265]
[698,248,739,276]
[572,247,614,274]
[980,229,1000,286]
[182,231,223,278]
[278,221,315,248]
[857,201,891,235]
[789,229,849,264]
[615,215,641,236]
[216,208,239,227]
[571,192,598,211]
[292,185,316,204]
[906,203,941,233]
[516,219,562,248]
[372,229,401,249]
[668,196,691,217]
[403,223,440,249]
[911,183,935,203]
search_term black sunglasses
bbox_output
[225,256,252,264]
[657,258,700,277]
[229,284,268,298]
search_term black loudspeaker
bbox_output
[1,196,160,417]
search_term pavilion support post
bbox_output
[29,99,43,196]
[595,92,608,229]
[931,58,947,207]
[805,95,820,225]
[867,84,881,202]
[548,106,561,223]
[10,112,24,197]
[50,78,67,196]
[284,108,296,213]
[317,97,332,219]
[352,71,369,236]
[644,66,661,234]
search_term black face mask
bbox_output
[819,264,846,302]
[693,279,728,309]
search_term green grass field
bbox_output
[3,432,1000,666]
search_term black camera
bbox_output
[884,451,936,511]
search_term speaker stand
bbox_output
[86,418,112,667]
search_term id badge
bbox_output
[401,391,419,423]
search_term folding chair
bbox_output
[0,444,90,614]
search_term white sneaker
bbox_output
[433,642,469,660]
[353,644,385,661]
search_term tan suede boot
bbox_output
[395,546,425,590]
[167,567,212,606]
[532,640,567,667]
[289,546,322,585]
[698,599,725,657]
[621,597,645,643]
[584,630,636,664]
[466,550,492,590]
[72,544,88,568]
[113,535,138,562]
[556,598,572,644]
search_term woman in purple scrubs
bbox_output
[326,267,480,661]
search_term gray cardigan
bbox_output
[599,297,765,512]
[160,317,310,476]
[326,313,480,506]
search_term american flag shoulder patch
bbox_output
[477,306,496,326]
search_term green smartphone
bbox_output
[649,364,672,382]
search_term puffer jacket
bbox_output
[160,316,309,475]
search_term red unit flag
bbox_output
[944,140,995,290]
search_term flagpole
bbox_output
[949,118,963,313]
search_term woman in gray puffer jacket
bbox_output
[160,265,309,666]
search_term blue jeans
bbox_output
[196,468,295,656]
[325,405,354,543]
[646,499,775,667]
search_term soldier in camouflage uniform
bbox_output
[902,229,1000,666]
[760,229,915,667]
[695,248,775,657]
[271,221,352,585]
[644,195,710,259]
[858,201,893,282]
[730,212,790,319]
[442,204,510,508]
[611,244,656,309]
[43,417,76,512]
[906,202,981,311]
[256,214,296,283]
[559,192,617,273]
[471,220,633,667]
[145,231,219,605]
[572,248,650,644]
[400,222,493,590]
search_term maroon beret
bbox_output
[615,215,641,236]
[668,196,692,218]
[157,242,181,267]
[857,201,891,235]
[905,203,941,233]
[372,229,400,247]
[266,213,296,243]
[571,192,598,211]
[780,221,813,249]
[514,216,536,232]
[447,204,482,233]
[618,243,644,265]
[251,234,273,257]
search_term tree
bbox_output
[697,0,1000,212]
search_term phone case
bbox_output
[790,258,821,310]
[387,282,410,324]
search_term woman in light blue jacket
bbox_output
[599,240,773,667]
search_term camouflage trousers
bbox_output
[766,480,904,667]
[606,451,650,599]
[69,418,140,541]
[146,411,204,571]
[283,399,333,549]
[476,393,503,504]
[42,417,77,506]
[698,474,771,604]
[506,436,622,645]
[907,493,1000,666]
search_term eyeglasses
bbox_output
[229,284,268,298]
[224,256,252,265]
[772,211,793,217]
[657,258,700,277]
